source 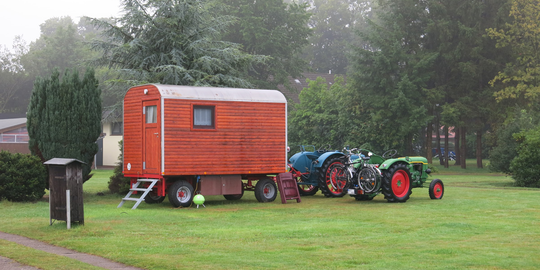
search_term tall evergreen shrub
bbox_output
[27,68,101,184]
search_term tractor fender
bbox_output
[313,151,346,169]
[378,158,411,171]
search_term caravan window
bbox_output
[193,105,215,129]
[146,106,157,123]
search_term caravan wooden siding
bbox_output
[162,99,286,175]
[122,84,287,177]
[123,85,161,175]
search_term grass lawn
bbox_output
[0,160,539,269]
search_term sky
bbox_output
[0,0,122,49]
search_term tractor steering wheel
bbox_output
[382,149,398,159]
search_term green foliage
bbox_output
[27,68,102,183]
[489,109,539,174]
[302,0,370,74]
[288,76,346,148]
[347,0,435,153]
[21,17,88,78]
[0,151,46,202]
[347,0,511,157]
[488,124,520,174]
[0,37,33,113]
[88,0,265,88]
[108,141,130,194]
[488,0,540,106]
[221,0,312,89]
[510,126,540,187]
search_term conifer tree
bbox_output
[27,68,102,183]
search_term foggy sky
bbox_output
[0,0,121,48]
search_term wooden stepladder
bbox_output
[276,173,301,204]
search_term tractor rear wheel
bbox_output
[168,180,194,207]
[296,176,318,196]
[382,163,412,203]
[254,178,277,202]
[429,179,444,199]
[318,156,347,197]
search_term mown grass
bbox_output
[1,160,539,269]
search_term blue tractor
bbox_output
[288,145,352,197]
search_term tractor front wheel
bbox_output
[382,163,412,203]
[429,179,444,199]
[296,176,319,196]
[318,156,347,197]
[254,178,277,202]
[168,180,194,207]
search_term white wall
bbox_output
[102,123,122,166]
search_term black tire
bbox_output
[144,190,166,204]
[429,179,444,200]
[224,186,244,200]
[382,163,412,203]
[354,194,375,201]
[254,178,277,202]
[168,180,194,207]
[296,176,319,196]
[318,156,348,197]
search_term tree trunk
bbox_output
[436,120,443,165]
[426,123,433,163]
[444,126,449,168]
[476,129,483,168]
[405,133,413,156]
[454,127,461,166]
[461,126,467,169]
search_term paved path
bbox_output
[0,256,39,270]
[0,232,144,270]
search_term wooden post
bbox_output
[66,189,71,230]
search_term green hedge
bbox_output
[0,151,47,201]
[510,127,540,188]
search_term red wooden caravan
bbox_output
[119,84,287,209]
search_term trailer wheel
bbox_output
[382,163,412,203]
[296,176,318,196]
[144,190,165,204]
[254,178,277,202]
[318,156,347,197]
[168,180,194,207]
[224,187,244,200]
[429,179,444,199]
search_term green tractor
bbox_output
[331,148,444,202]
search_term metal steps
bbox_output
[117,179,159,210]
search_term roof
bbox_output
[44,158,86,165]
[0,118,26,133]
[148,84,287,104]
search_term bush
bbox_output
[509,127,540,188]
[0,151,47,201]
[489,123,520,174]
[108,140,131,194]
